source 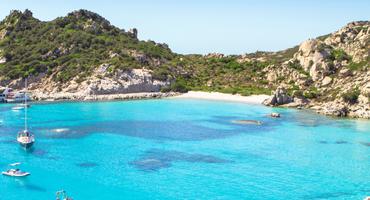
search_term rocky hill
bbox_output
[0,9,176,97]
[0,10,369,118]
[262,21,369,118]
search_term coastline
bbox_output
[5,90,369,119]
[19,91,269,104]
[171,91,270,104]
[30,92,179,102]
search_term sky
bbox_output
[0,0,369,55]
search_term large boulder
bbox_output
[294,39,333,81]
[321,76,333,86]
[263,86,293,106]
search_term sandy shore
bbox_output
[172,91,270,104]
[26,91,269,104]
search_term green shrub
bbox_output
[287,59,309,76]
[317,34,330,41]
[169,79,189,93]
[329,49,350,61]
[303,86,318,99]
[292,90,303,97]
[160,87,171,93]
[348,60,369,71]
[287,85,300,96]
[341,88,360,104]
[152,67,170,81]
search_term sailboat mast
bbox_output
[24,78,27,131]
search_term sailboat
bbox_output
[16,78,35,149]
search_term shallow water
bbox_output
[0,99,369,200]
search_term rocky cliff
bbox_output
[0,10,368,118]
[263,21,369,118]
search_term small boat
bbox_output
[2,169,30,177]
[12,106,24,110]
[7,91,31,103]
[16,78,35,149]
[17,103,31,108]
[270,112,281,118]
[56,190,73,200]
[9,162,21,166]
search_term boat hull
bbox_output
[2,172,30,177]
[19,141,34,149]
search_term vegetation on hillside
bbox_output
[0,10,174,82]
[0,10,368,98]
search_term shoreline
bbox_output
[171,91,270,104]
[3,90,369,119]
[3,91,269,105]
[28,92,179,102]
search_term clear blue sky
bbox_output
[1,0,369,54]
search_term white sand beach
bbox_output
[173,91,270,104]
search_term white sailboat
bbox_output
[16,78,35,149]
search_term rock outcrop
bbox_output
[262,21,369,119]
[324,21,369,62]
[7,67,171,101]
[263,86,293,106]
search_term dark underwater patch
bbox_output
[29,149,60,160]
[335,140,348,144]
[77,162,98,168]
[130,158,171,171]
[31,149,48,157]
[302,190,357,199]
[285,111,343,128]
[318,140,349,145]
[231,120,262,125]
[360,142,370,147]
[130,149,231,171]
[23,183,47,192]
[38,120,244,141]
[46,156,60,160]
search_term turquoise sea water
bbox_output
[0,99,369,200]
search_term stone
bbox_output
[270,113,280,118]
[361,82,370,97]
[267,72,277,82]
[0,29,9,40]
[358,94,369,104]
[321,76,332,86]
[339,68,351,77]
[205,53,224,59]
[0,57,6,64]
[128,28,138,38]
[293,96,309,105]
[262,86,293,106]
